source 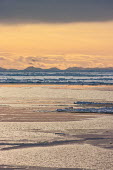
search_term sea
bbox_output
[0,69,113,114]
[0,70,113,85]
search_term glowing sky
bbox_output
[0,0,113,69]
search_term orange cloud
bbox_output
[0,22,113,69]
[0,55,113,69]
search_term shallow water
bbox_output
[0,85,113,107]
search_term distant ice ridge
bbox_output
[57,101,113,113]
[74,101,113,106]
[57,107,113,113]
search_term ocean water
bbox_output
[0,70,113,85]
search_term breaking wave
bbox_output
[0,71,113,85]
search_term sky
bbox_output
[0,0,113,69]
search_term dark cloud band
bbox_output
[0,0,113,24]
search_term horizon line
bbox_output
[1,66,113,71]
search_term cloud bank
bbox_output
[0,55,113,69]
[0,0,113,24]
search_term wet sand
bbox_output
[0,116,113,170]
[0,85,113,169]
[0,105,99,122]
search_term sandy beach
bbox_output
[0,85,113,169]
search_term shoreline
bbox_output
[0,84,113,122]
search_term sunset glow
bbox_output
[0,0,113,69]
